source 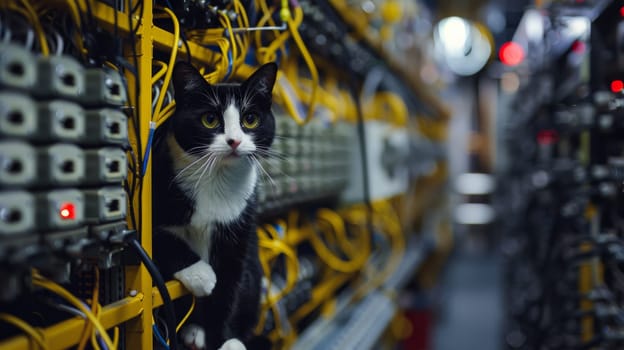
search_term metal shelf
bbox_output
[1,281,188,350]
[293,235,430,350]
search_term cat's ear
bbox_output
[242,62,278,98]
[173,61,207,98]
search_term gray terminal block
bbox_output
[36,189,84,230]
[38,144,86,186]
[83,187,127,223]
[84,148,127,184]
[84,68,127,106]
[36,55,85,99]
[37,100,86,142]
[0,43,37,90]
[0,141,37,187]
[84,109,128,146]
[0,191,35,235]
[0,92,37,139]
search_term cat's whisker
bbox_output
[250,155,276,190]
[172,151,212,183]
[172,155,209,185]
[185,145,211,155]
[256,147,287,157]
[252,155,295,182]
[192,154,218,193]
[265,165,295,182]
[255,149,291,162]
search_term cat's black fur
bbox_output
[152,61,277,350]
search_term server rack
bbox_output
[0,1,451,349]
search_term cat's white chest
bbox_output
[183,162,257,259]
[191,165,257,226]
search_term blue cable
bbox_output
[153,324,171,350]
[222,29,234,80]
[225,49,234,80]
[142,121,156,177]
[79,301,109,350]
[98,336,108,350]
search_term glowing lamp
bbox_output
[499,42,524,66]
[611,80,624,93]
[59,202,75,220]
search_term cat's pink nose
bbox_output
[227,139,241,150]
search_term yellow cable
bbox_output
[112,327,119,349]
[364,92,408,126]
[255,3,290,64]
[159,102,176,119]
[354,200,405,298]
[255,2,288,62]
[64,0,88,56]
[32,273,115,350]
[179,27,230,81]
[0,313,48,349]
[89,303,102,350]
[153,6,179,121]
[156,294,195,345]
[287,7,319,125]
[219,11,238,74]
[152,60,168,85]
[308,213,369,273]
[317,209,357,257]
[255,225,299,334]
[233,0,250,69]
[78,267,100,350]
[176,296,196,333]
[258,237,299,303]
[18,0,49,56]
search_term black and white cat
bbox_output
[152,61,277,350]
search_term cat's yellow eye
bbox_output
[201,114,220,129]
[242,114,260,129]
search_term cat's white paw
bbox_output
[180,324,206,350]
[218,338,246,350]
[173,260,217,297]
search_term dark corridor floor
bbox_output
[433,249,504,350]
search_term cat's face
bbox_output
[170,62,278,164]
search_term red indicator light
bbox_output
[611,80,624,93]
[571,40,586,54]
[499,42,525,66]
[537,130,558,145]
[620,6,624,17]
[59,202,75,220]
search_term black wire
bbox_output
[113,0,120,57]
[128,0,143,233]
[83,0,96,29]
[72,0,89,42]
[131,0,143,15]
[349,82,374,257]
[181,34,192,63]
[128,238,178,350]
